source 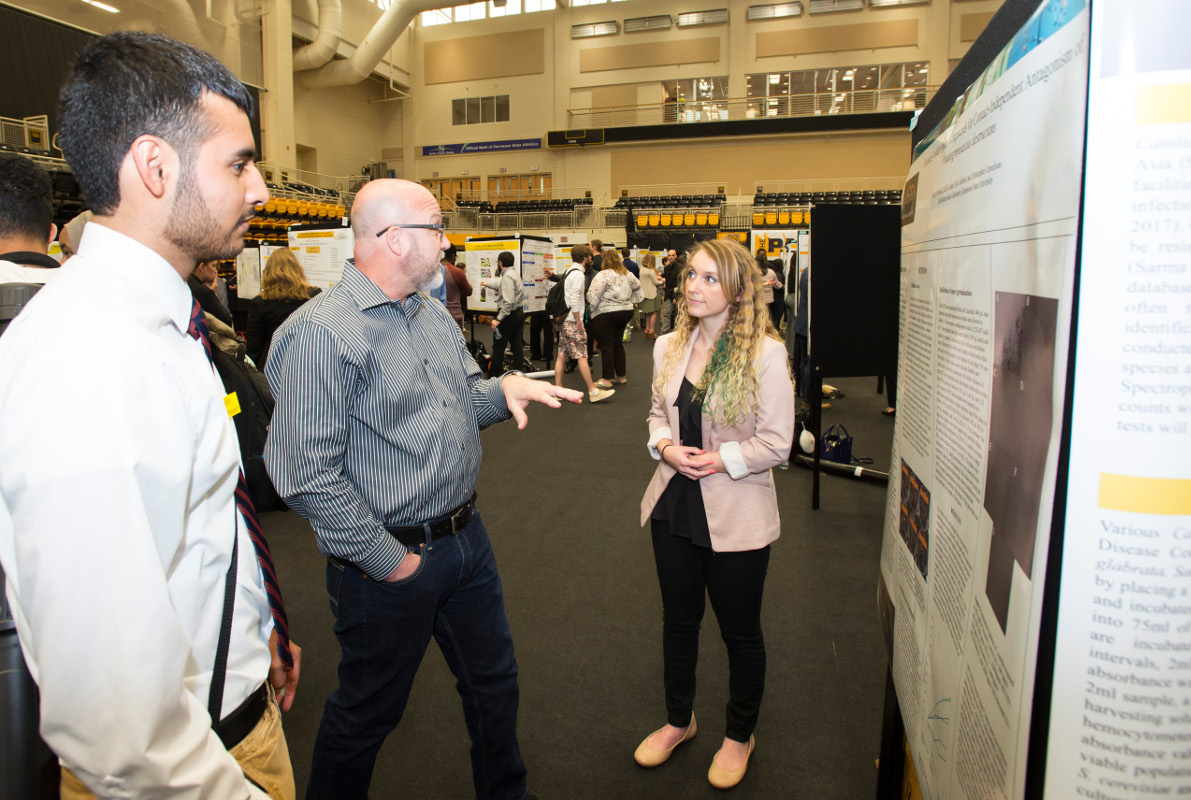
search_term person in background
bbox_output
[621,246,639,278]
[637,252,665,340]
[756,251,783,333]
[587,249,642,387]
[481,250,527,378]
[264,178,579,800]
[767,257,786,332]
[634,238,793,791]
[441,243,471,329]
[56,209,92,263]
[197,256,230,309]
[553,243,614,403]
[621,246,641,331]
[246,247,320,369]
[0,153,61,284]
[661,248,681,333]
[0,31,299,800]
[189,258,234,327]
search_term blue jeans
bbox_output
[307,512,526,800]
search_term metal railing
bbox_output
[567,86,936,130]
[0,115,51,154]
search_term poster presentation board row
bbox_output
[880,1,1090,798]
[464,235,553,314]
[236,223,354,300]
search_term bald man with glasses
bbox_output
[264,179,578,800]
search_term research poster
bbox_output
[287,226,354,290]
[234,243,281,300]
[1042,1,1191,797]
[465,236,551,314]
[880,2,1089,798]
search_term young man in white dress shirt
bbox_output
[0,32,299,799]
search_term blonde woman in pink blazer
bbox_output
[633,238,795,790]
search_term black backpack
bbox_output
[545,267,575,320]
[209,344,286,513]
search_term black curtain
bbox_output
[0,5,94,143]
[0,6,263,161]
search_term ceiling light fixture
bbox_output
[677,8,728,26]
[747,2,803,20]
[80,0,120,11]
[808,0,864,13]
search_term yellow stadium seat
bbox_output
[752,212,764,227]
[696,213,708,226]
[791,212,803,226]
[708,212,720,226]
[778,212,790,226]
[660,213,672,226]
[637,214,649,227]
[765,212,777,226]
[683,213,695,226]
[649,214,660,227]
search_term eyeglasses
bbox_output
[375,223,445,238]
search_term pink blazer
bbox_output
[639,332,795,552]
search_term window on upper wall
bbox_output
[452,95,511,125]
[422,0,553,24]
[661,76,729,122]
[490,0,521,17]
[744,61,929,117]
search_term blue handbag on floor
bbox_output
[821,424,874,465]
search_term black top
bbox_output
[187,275,234,327]
[0,250,60,269]
[246,296,310,369]
[652,377,712,548]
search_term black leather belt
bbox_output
[213,681,268,750]
[384,493,476,547]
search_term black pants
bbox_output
[588,309,633,380]
[489,309,526,377]
[528,310,553,362]
[650,519,770,742]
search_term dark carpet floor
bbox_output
[262,326,894,799]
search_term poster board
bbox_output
[879,1,1090,798]
[465,235,552,314]
[235,243,282,300]
[1041,3,1191,798]
[287,224,354,291]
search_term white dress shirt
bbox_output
[0,223,273,799]
[0,259,61,284]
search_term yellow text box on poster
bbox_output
[1136,84,1191,126]
[1098,474,1191,515]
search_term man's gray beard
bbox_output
[418,266,444,293]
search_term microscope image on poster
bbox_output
[984,291,1058,632]
[899,460,931,580]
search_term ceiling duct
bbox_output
[677,8,728,26]
[808,0,865,12]
[292,0,342,72]
[746,2,802,20]
[299,0,453,87]
[624,14,672,33]
[571,20,620,38]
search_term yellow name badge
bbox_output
[224,392,241,418]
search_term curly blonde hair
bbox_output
[259,247,318,301]
[653,238,785,428]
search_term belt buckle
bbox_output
[449,502,467,535]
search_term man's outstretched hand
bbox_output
[500,374,583,429]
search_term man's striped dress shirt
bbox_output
[263,259,511,580]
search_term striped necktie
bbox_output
[188,298,293,667]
